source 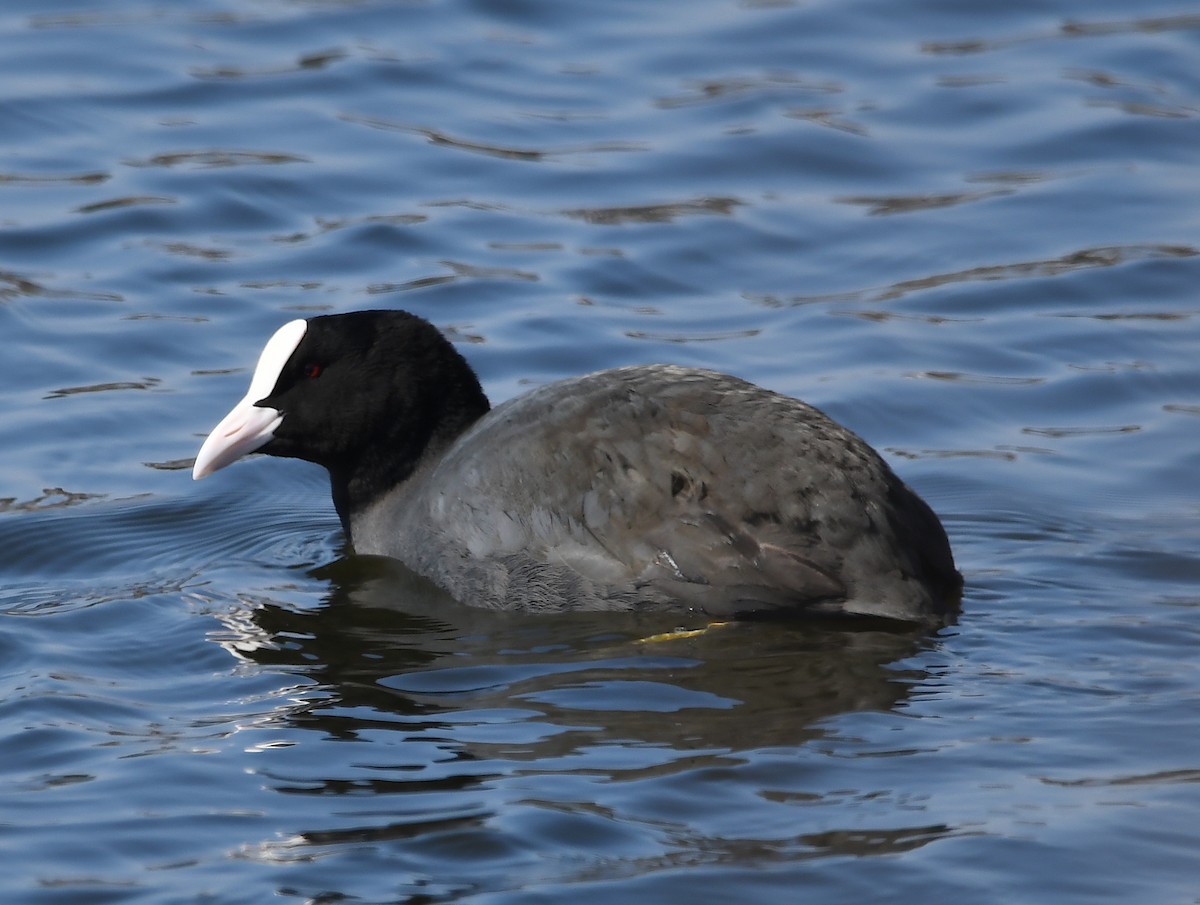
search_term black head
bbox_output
[194,310,490,533]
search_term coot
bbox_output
[194,310,961,622]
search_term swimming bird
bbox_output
[193,310,961,622]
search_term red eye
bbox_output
[303,363,322,380]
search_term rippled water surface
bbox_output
[3,1,1199,902]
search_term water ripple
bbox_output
[922,12,1200,56]
[561,196,742,225]
[125,149,309,169]
[0,489,338,600]
[0,170,108,185]
[750,244,1199,307]
[341,112,648,161]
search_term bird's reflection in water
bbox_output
[216,554,957,868]
[227,553,942,755]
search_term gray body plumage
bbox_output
[352,365,956,622]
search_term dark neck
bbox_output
[331,373,490,541]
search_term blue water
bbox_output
[2,1,1199,902]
